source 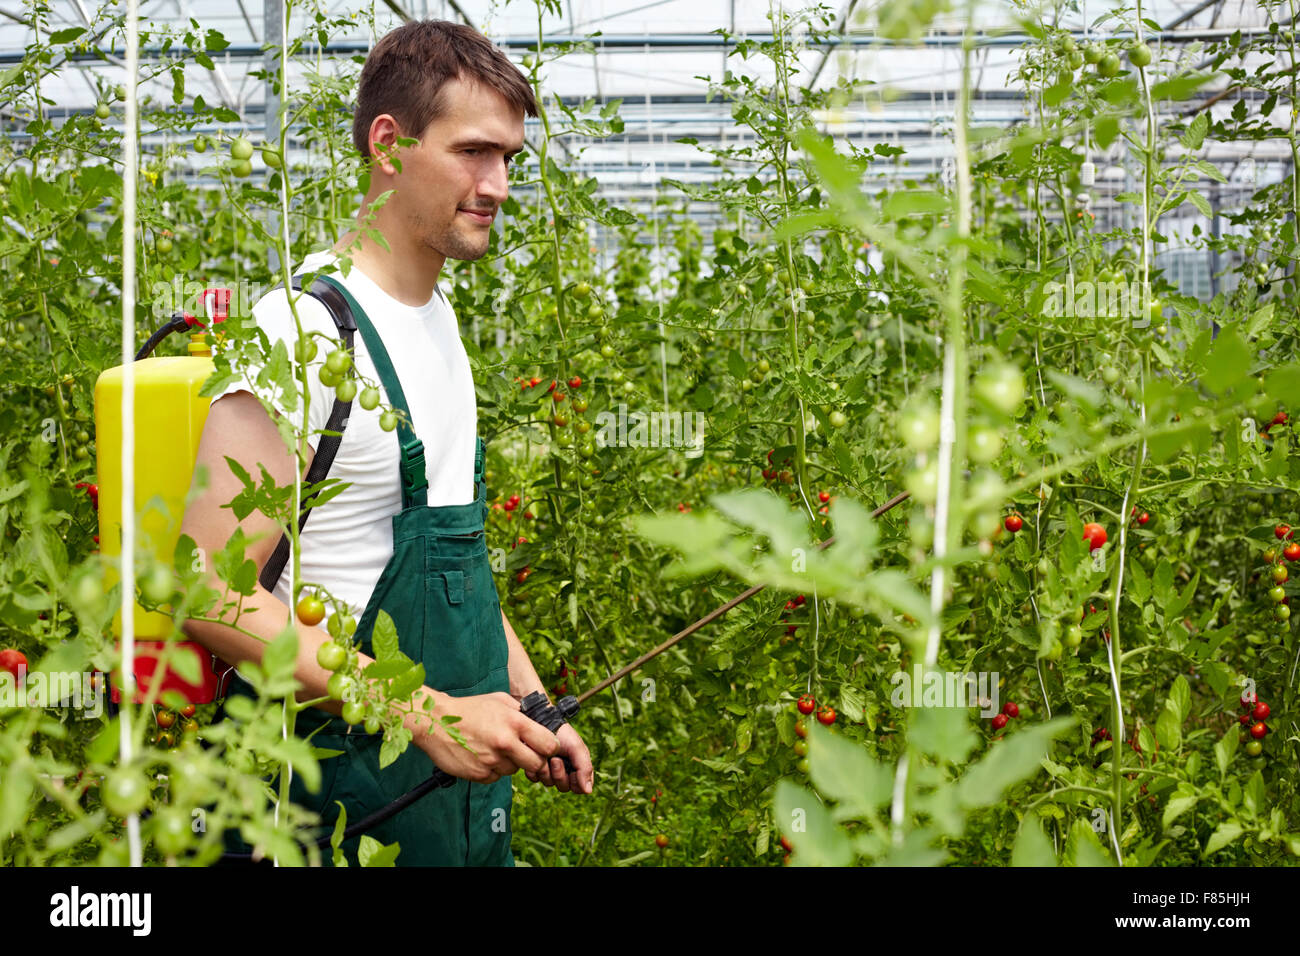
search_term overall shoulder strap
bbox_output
[258,273,359,594]
[318,274,429,510]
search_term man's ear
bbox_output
[368,114,403,175]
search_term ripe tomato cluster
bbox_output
[1238,694,1272,756]
[152,705,200,749]
[990,700,1020,731]
[1259,409,1288,441]
[74,481,99,511]
[778,593,809,641]
[1128,505,1150,526]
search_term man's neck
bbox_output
[333,202,446,307]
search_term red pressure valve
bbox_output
[203,287,231,323]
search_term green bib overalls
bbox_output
[222,275,514,867]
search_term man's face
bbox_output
[395,75,524,263]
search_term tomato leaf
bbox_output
[773,780,853,866]
[358,834,400,866]
[1203,822,1245,857]
[1010,812,1056,866]
[372,609,400,662]
[956,717,1075,809]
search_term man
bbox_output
[180,19,593,867]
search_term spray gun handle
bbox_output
[427,692,581,789]
[521,691,580,775]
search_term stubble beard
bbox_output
[421,210,491,263]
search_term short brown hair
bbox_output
[352,20,537,159]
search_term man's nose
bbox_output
[479,160,509,205]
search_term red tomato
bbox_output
[568,376,582,390]
[0,648,27,681]
[818,491,831,503]
[1252,702,1271,721]
[796,694,816,715]
[1137,512,1150,525]
[1002,701,1019,718]
[1285,542,1300,562]
[816,706,836,726]
[1004,514,1023,533]
[1277,524,1292,540]
[1082,522,1107,550]
[991,713,1008,730]
[1250,721,1268,740]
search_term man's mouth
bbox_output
[459,208,494,224]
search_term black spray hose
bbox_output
[134,312,194,361]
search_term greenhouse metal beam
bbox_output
[15,25,1281,64]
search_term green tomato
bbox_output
[1100,366,1120,385]
[325,349,351,375]
[316,642,347,672]
[152,807,191,856]
[156,236,173,254]
[141,565,173,604]
[260,145,283,169]
[359,386,381,410]
[1245,740,1263,757]
[193,134,208,153]
[229,159,252,178]
[364,715,382,735]
[94,103,111,119]
[828,410,847,428]
[230,137,254,161]
[379,410,399,432]
[103,768,149,817]
[294,337,318,364]
[334,379,357,403]
[326,672,352,701]
[899,404,940,450]
[114,84,128,101]
[318,366,341,388]
[1064,624,1083,648]
[975,363,1025,416]
[1127,42,1152,68]
[968,426,1003,464]
[341,700,365,725]
[1098,52,1121,77]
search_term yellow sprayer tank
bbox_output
[94,293,228,703]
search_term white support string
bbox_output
[121,0,142,869]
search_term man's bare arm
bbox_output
[178,390,558,782]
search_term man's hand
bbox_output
[410,690,559,785]
[523,722,593,794]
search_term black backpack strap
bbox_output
[258,274,359,594]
